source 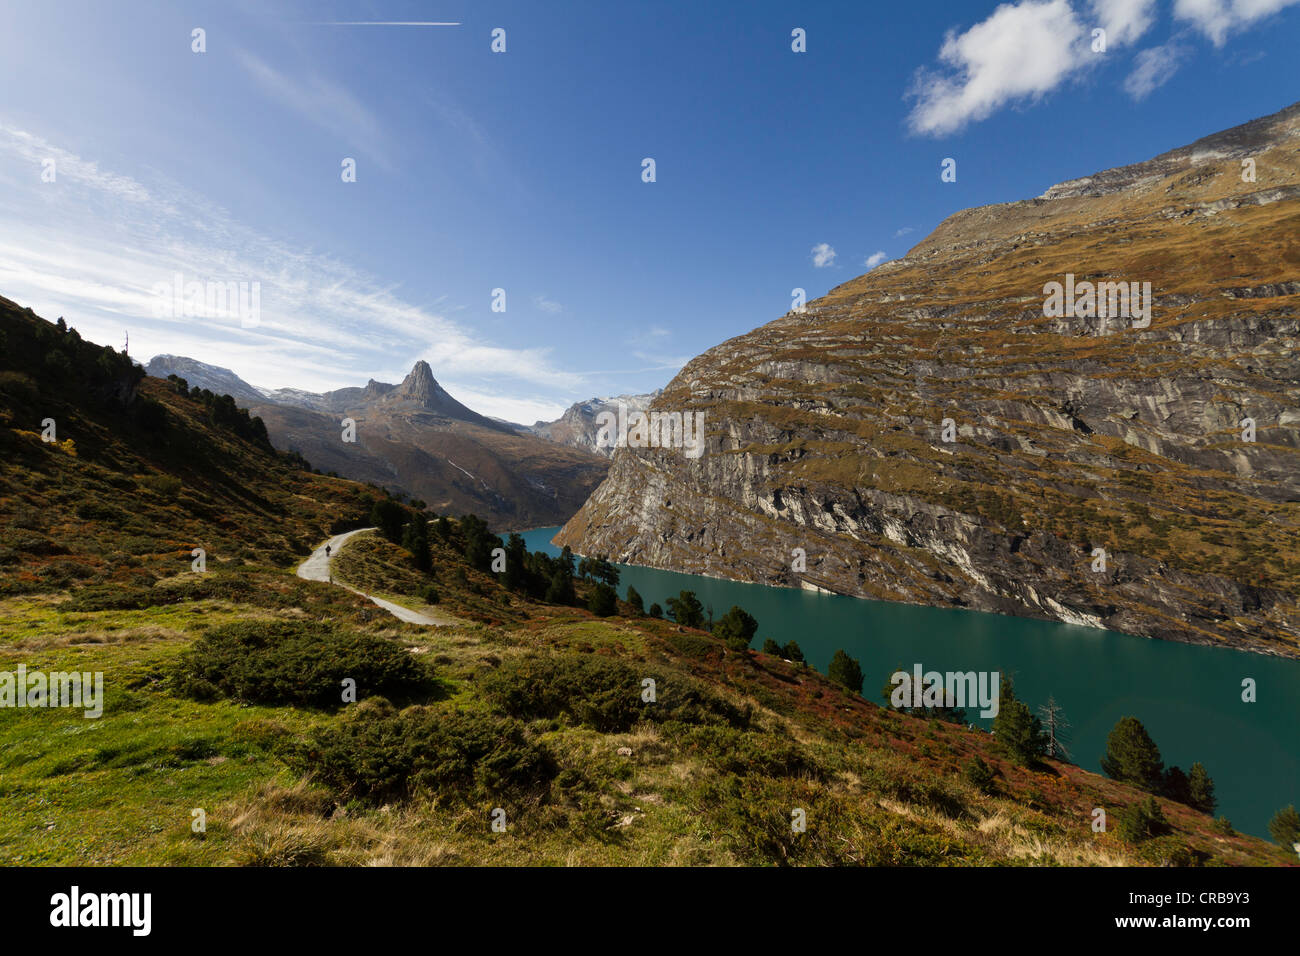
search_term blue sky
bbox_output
[1,0,1297,423]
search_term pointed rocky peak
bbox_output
[394,360,443,406]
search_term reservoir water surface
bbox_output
[519,527,1299,840]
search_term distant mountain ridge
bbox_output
[144,354,607,529]
[529,391,662,457]
[146,355,265,405]
[145,356,507,431]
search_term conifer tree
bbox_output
[1187,762,1216,815]
[714,606,758,652]
[828,649,864,693]
[993,681,1048,765]
[1267,804,1300,849]
[1100,716,1165,792]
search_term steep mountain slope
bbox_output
[145,355,608,529]
[530,391,662,457]
[0,298,387,593]
[557,102,1300,659]
[145,355,267,406]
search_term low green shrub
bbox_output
[61,572,262,611]
[289,701,555,805]
[172,620,435,708]
[667,723,819,779]
[663,632,715,659]
[1118,796,1169,843]
[963,755,997,794]
[478,652,749,732]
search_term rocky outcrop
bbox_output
[530,392,661,457]
[557,102,1300,659]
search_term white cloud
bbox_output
[894,226,916,237]
[532,293,563,314]
[864,251,890,270]
[1174,0,1300,45]
[1124,42,1189,98]
[905,0,1299,134]
[907,0,1090,136]
[811,242,837,267]
[436,382,566,425]
[1092,0,1159,45]
[905,0,1176,135]
[0,122,585,408]
[0,125,153,203]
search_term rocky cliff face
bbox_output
[557,102,1300,659]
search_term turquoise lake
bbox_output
[519,526,1299,841]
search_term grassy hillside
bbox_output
[1,520,1289,866]
[0,295,396,595]
[0,300,1292,866]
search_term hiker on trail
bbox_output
[325,544,331,557]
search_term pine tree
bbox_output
[625,586,645,615]
[993,681,1047,766]
[587,582,617,617]
[1164,766,1191,804]
[401,508,431,573]
[502,533,527,591]
[1100,716,1165,793]
[1187,762,1216,815]
[666,590,704,628]
[544,567,575,605]
[1267,804,1300,850]
[370,499,407,544]
[713,606,758,652]
[827,649,864,693]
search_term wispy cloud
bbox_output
[1125,41,1189,98]
[532,293,563,314]
[0,124,154,203]
[1095,0,1160,45]
[811,242,837,268]
[435,382,566,425]
[235,50,394,171]
[1174,0,1300,45]
[864,251,890,270]
[0,121,584,420]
